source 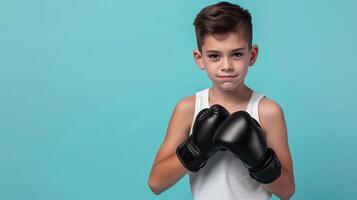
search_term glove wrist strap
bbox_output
[248,148,281,184]
[176,137,206,172]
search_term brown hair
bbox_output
[193,1,252,51]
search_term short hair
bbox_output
[193,1,252,51]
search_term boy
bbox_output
[148,2,295,200]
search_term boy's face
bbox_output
[193,32,258,91]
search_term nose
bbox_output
[221,57,233,72]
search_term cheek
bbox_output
[206,68,217,78]
[202,60,216,73]
[238,67,249,77]
[201,59,210,68]
[237,59,250,70]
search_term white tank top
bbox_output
[188,88,272,200]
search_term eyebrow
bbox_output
[205,47,246,53]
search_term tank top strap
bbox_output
[189,88,210,136]
[246,91,265,124]
[195,88,209,114]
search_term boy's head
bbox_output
[192,2,259,91]
[193,1,252,52]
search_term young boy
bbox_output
[148,2,295,200]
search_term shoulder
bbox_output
[175,95,195,113]
[258,97,285,130]
[259,97,284,117]
[171,95,195,128]
[173,95,195,122]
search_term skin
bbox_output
[148,32,295,199]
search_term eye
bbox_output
[232,52,243,58]
[208,54,220,60]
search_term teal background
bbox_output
[1,0,356,199]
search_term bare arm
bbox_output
[259,98,295,200]
[148,96,195,194]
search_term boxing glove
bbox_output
[176,104,229,172]
[213,111,281,184]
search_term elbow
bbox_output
[281,184,295,200]
[148,177,163,195]
[288,180,296,199]
[284,189,295,200]
[289,185,296,199]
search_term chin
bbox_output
[217,82,240,91]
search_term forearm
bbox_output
[148,152,188,194]
[262,167,295,200]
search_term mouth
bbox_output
[217,75,238,80]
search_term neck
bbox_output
[209,84,252,106]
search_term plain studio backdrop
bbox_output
[1,0,356,199]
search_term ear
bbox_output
[248,44,259,66]
[193,50,205,70]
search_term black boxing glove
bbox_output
[176,104,229,172]
[213,111,281,184]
